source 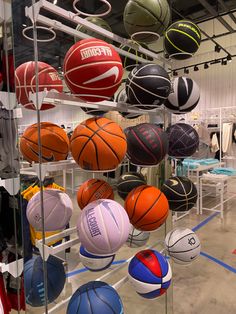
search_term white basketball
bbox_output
[165,227,201,265]
[79,245,115,271]
[164,77,200,114]
[126,227,150,248]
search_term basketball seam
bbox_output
[94,118,126,141]
[168,243,200,253]
[86,181,106,204]
[86,289,94,314]
[21,136,68,155]
[149,125,165,160]
[93,286,116,314]
[167,28,200,48]
[130,185,149,220]
[177,177,189,211]
[138,210,168,228]
[167,232,194,248]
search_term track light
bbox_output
[173,70,178,76]
[221,59,227,65]
[215,45,221,53]
[184,68,189,74]
[204,63,209,69]
[194,65,199,71]
[227,54,232,62]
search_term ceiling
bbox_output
[11,0,236,68]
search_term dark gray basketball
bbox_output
[117,172,146,200]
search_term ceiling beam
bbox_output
[217,0,236,24]
[197,0,234,32]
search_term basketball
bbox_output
[126,123,169,166]
[20,122,70,163]
[80,106,107,116]
[125,185,169,231]
[79,245,115,271]
[77,178,114,209]
[126,227,150,248]
[165,77,200,114]
[77,199,131,255]
[115,87,141,119]
[67,281,123,314]
[166,123,199,157]
[117,172,146,200]
[161,176,198,212]
[70,117,127,171]
[128,249,172,298]
[63,38,123,102]
[165,227,201,264]
[15,61,63,110]
[26,189,73,231]
[24,255,66,307]
[119,41,153,70]
[164,20,201,60]
[123,0,171,43]
[75,17,113,44]
[126,63,171,109]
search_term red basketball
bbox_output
[63,38,123,102]
[15,61,63,110]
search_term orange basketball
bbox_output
[77,179,114,209]
[125,185,169,231]
[15,61,63,110]
[70,117,127,171]
[20,122,69,163]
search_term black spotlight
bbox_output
[173,70,178,76]
[194,65,199,71]
[227,54,232,62]
[215,45,221,53]
[184,68,189,74]
[221,59,227,65]
[204,63,209,69]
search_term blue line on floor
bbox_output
[66,259,127,278]
[192,212,219,232]
[200,251,236,274]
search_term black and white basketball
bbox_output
[126,123,169,166]
[126,227,150,248]
[166,123,199,157]
[165,77,200,114]
[161,176,198,212]
[126,63,171,109]
[117,172,146,200]
[165,227,201,264]
[115,88,141,119]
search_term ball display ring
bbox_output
[168,52,193,59]
[22,26,56,42]
[130,31,160,42]
[73,0,111,17]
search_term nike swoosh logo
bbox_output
[29,146,55,162]
[170,179,179,186]
[83,66,120,85]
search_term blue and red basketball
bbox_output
[128,249,172,299]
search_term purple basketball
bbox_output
[26,189,73,231]
[77,199,131,255]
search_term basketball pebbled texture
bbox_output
[125,185,169,231]
[67,281,124,314]
[166,123,199,157]
[126,123,169,166]
[77,178,114,209]
[15,61,63,110]
[70,117,127,171]
[123,0,171,43]
[126,63,171,108]
[63,38,123,102]
[161,176,198,212]
[20,122,70,163]
[165,76,200,114]
[117,172,146,200]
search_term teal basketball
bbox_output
[164,20,201,60]
[123,0,171,43]
[75,17,112,44]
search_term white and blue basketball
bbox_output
[79,245,115,271]
[126,227,150,248]
[165,227,201,265]
[128,249,172,299]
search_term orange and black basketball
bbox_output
[77,179,114,209]
[70,117,127,171]
[125,185,169,231]
[20,122,70,163]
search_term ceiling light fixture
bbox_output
[215,45,221,53]
[194,65,199,71]
[227,54,232,62]
[184,68,189,74]
[204,63,209,69]
[221,59,227,65]
[173,70,178,76]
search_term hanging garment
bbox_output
[211,133,219,153]
[222,123,233,153]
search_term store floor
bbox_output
[17,179,236,314]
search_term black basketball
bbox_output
[161,176,198,211]
[164,20,201,60]
[126,123,169,166]
[117,172,146,200]
[126,63,171,109]
[166,123,199,157]
[115,88,141,119]
[80,107,107,116]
